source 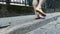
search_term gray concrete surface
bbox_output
[0,12,60,27]
[27,17,60,34]
[0,12,60,34]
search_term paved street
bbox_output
[0,12,60,34]
[27,15,60,34]
[0,12,60,27]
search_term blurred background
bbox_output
[0,0,60,17]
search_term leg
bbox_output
[36,0,46,16]
[33,6,40,18]
[32,0,41,19]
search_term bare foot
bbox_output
[36,8,46,17]
[35,15,41,19]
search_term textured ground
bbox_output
[0,12,60,34]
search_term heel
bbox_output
[35,17,41,19]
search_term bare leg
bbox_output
[32,0,41,19]
[36,0,46,16]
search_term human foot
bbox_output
[36,9,46,17]
[35,17,41,19]
[35,15,41,19]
